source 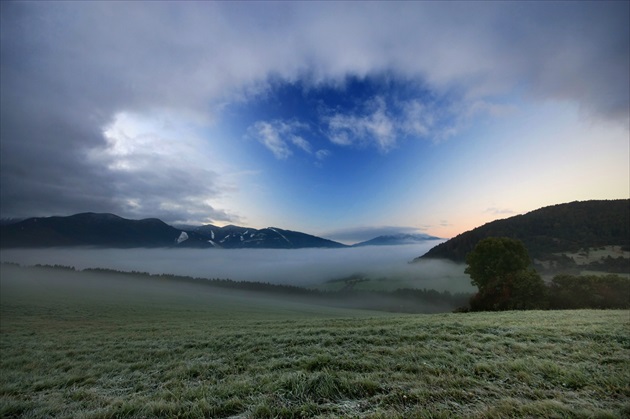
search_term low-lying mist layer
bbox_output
[1,263,471,315]
[0,244,474,293]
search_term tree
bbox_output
[465,237,547,311]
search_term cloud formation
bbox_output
[252,91,481,158]
[326,96,397,153]
[248,120,312,160]
[90,112,238,224]
[1,1,627,225]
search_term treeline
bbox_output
[3,263,470,314]
[536,253,630,275]
[465,273,629,312]
[83,266,317,296]
[548,274,630,309]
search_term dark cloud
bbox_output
[0,2,239,223]
[516,2,629,121]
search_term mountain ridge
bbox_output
[0,213,347,249]
[185,224,347,249]
[415,199,629,275]
[352,233,442,247]
[0,212,212,248]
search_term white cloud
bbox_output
[249,121,292,159]
[401,101,433,138]
[248,120,312,160]
[290,135,312,154]
[316,149,331,160]
[324,95,479,151]
[326,96,397,153]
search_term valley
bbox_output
[1,264,628,418]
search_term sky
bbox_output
[1,1,628,243]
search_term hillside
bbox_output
[417,200,629,274]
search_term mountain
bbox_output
[0,212,214,248]
[353,233,442,247]
[185,224,347,249]
[0,213,347,249]
[0,218,24,226]
[416,199,629,275]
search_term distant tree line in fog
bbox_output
[5,261,627,312]
[548,274,630,309]
[4,263,470,314]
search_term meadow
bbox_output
[1,264,629,418]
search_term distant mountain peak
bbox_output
[353,233,442,247]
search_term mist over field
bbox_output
[0,243,473,293]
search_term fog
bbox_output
[0,243,474,293]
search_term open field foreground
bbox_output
[1,265,629,418]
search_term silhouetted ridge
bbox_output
[0,213,347,249]
[418,199,629,262]
[0,213,211,248]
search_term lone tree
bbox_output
[465,237,547,311]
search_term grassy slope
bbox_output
[1,265,629,418]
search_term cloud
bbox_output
[290,135,312,154]
[248,121,292,160]
[247,120,312,160]
[1,1,627,221]
[315,149,331,161]
[87,112,240,224]
[326,96,397,152]
[400,100,433,138]
[324,94,476,151]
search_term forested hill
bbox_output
[418,200,629,263]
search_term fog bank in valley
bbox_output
[0,243,474,293]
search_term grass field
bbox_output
[1,264,629,418]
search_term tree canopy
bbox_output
[465,237,531,290]
[465,237,547,311]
